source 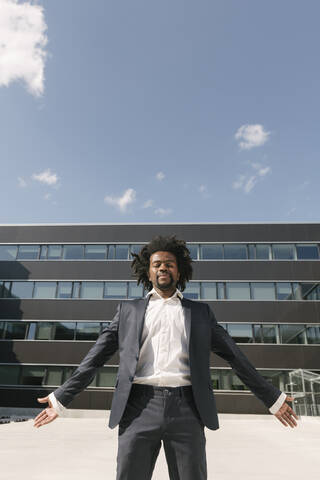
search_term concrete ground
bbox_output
[1,410,319,480]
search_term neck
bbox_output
[153,286,176,299]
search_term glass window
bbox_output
[228,324,253,343]
[183,282,200,300]
[300,283,319,300]
[21,366,46,385]
[201,282,217,300]
[72,282,80,298]
[1,281,11,298]
[45,367,63,386]
[39,245,48,259]
[104,282,127,299]
[10,281,34,299]
[33,282,57,299]
[251,282,275,300]
[248,245,255,259]
[0,365,20,385]
[84,245,107,260]
[259,370,282,390]
[0,321,5,338]
[224,244,247,260]
[226,283,250,300]
[0,245,17,260]
[254,325,277,343]
[98,367,118,387]
[63,366,76,382]
[296,244,319,260]
[128,283,144,299]
[115,245,129,260]
[17,245,40,260]
[107,245,116,259]
[76,322,100,341]
[210,369,221,389]
[306,326,320,344]
[230,373,249,390]
[220,370,233,390]
[292,283,301,300]
[256,244,270,260]
[53,322,75,340]
[272,244,295,260]
[47,245,62,260]
[129,244,144,258]
[80,282,104,299]
[200,244,223,260]
[279,324,306,344]
[276,283,293,300]
[101,322,111,331]
[186,244,198,260]
[4,322,27,339]
[35,322,52,340]
[63,245,84,260]
[57,282,73,299]
[217,282,225,299]
[26,322,36,340]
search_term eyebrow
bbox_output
[152,259,176,263]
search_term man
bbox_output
[34,235,298,480]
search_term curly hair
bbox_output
[131,235,193,292]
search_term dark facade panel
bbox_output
[0,222,320,243]
[0,299,319,323]
[1,259,319,281]
[2,341,319,370]
[211,345,320,369]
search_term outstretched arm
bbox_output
[208,305,299,428]
[33,304,120,428]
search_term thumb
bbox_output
[37,396,49,403]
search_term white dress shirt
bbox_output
[49,288,286,415]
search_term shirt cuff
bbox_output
[269,392,287,414]
[49,392,68,417]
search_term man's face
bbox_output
[148,251,180,293]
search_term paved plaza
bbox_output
[1,410,319,480]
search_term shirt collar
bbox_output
[146,287,183,300]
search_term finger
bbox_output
[34,409,48,423]
[37,397,48,404]
[283,412,297,428]
[276,415,288,427]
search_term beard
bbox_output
[155,273,175,291]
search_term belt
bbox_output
[131,383,194,399]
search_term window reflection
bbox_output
[296,244,319,260]
[279,325,306,344]
[200,244,223,259]
[201,282,217,300]
[115,245,129,260]
[76,322,100,341]
[128,283,144,299]
[33,282,57,299]
[17,245,40,260]
[183,282,200,299]
[129,244,144,258]
[53,322,76,340]
[0,245,17,260]
[186,244,198,260]
[228,324,253,343]
[80,282,104,299]
[226,283,250,300]
[11,282,34,299]
[57,282,73,299]
[306,326,320,344]
[47,245,62,260]
[4,322,27,339]
[84,245,107,260]
[104,282,127,299]
[276,283,293,300]
[251,282,275,300]
[63,245,84,260]
[255,244,270,260]
[224,244,247,260]
[272,244,295,260]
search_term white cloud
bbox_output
[32,168,59,186]
[0,0,48,97]
[154,207,172,217]
[142,199,153,208]
[199,185,207,193]
[235,124,270,150]
[18,176,27,187]
[232,164,271,194]
[44,192,51,200]
[104,188,136,212]
[156,171,165,181]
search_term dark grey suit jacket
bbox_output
[53,297,282,430]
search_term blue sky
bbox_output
[1,0,319,224]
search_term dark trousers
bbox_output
[116,384,207,480]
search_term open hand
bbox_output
[274,396,299,428]
[34,396,59,428]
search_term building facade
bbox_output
[0,222,319,414]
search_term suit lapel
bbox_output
[181,297,192,349]
[136,296,150,347]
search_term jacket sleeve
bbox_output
[53,303,120,407]
[208,304,282,409]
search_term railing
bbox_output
[287,369,320,416]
